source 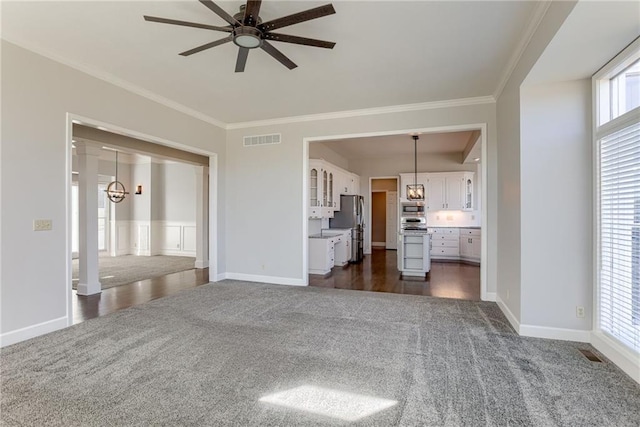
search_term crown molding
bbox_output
[4,37,496,132]
[492,0,552,100]
[226,96,496,130]
[2,37,227,130]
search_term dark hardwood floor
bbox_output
[72,268,209,324]
[74,250,478,324]
[309,248,480,300]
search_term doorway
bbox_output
[304,124,488,301]
[66,114,218,323]
[371,178,398,250]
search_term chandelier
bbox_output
[105,151,129,203]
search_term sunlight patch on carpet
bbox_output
[259,385,397,421]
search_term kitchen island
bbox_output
[398,232,432,277]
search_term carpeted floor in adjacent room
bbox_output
[72,254,195,289]
[2,281,639,426]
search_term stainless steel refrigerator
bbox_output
[330,195,364,263]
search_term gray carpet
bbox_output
[72,254,195,289]
[2,282,639,426]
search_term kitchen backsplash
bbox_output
[426,210,480,227]
[308,218,330,235]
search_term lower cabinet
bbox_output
[459,228,481,263]
[430,228,460,260]
[308,237,335,275]
[399,233,431,277]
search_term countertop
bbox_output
[429,226,480,229]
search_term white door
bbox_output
[386,191,398,250]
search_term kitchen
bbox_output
[307,129,484,301]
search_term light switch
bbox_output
[33,219,52,231]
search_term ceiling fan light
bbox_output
[233,26,263,49]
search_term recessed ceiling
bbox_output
[316,131,478,161]
[2,1,538,124]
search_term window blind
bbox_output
[598,121,640,352]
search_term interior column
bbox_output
[75,141,102,295]
[195,165,209,269]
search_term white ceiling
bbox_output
[317,130,480,162]
[2,1,538,124]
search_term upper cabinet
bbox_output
[400,171,475,211]
[309,159,360,218]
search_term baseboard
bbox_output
[496,295,520,333]
[371,242,386,247]
[225,272,306,286]
[483,291,496,302]
[519,324,590,343]
[0,316,68,348]
[161,250,197,257]
[591,331,640,384]
[195,260,209,269]
[214,273,227,282]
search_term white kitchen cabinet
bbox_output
[399,233,431,277]
[426,172,473,211]
[309,159,334,219]
[430,227,460,260]
[310,159,360,217]
[308,237,336,275]
[459,228,481,263]
[399,173,428,203]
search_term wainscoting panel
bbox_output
[183,226,197,253]
[158,222,197,257]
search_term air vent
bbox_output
[578,349,603,363]
[243,133,281,147]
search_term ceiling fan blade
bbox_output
[198,0,241,26]
[264,33,335,49]
[179,36,232,56]
[261,41,297,70]
[259,4,335,32]
[243,0,262,26]
[235,48,250,72]
[143,16,232,32]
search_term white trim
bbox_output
[215,273,227,282]
[479,123,489,301]
[228,96,495,130]
[591,331,640,384]
[0,316,68,348]
[225,273,306,287]
[496,295,520,333]
[493,0,552,99]
[519,325,591,343]
[195,260,209,269]
[484,292,497,302]
[4,37,226,130]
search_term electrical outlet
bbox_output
[33,219,52,231]
[471,215,475,220]
[446,215,454,221]
[436,215,440,220]
[576,306,585,318]
[261,264,265,270]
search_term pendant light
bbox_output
[407,135,424,200]
[105,151,129,203]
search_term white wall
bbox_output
[308,143,349,170]
[0,41,225,342]
[162,163,197,223]
[225,103,497,289]
[520,79,592,331]
[494,0,577,324]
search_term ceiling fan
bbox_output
[144,0,336,72]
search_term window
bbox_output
[594,38,640,354]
